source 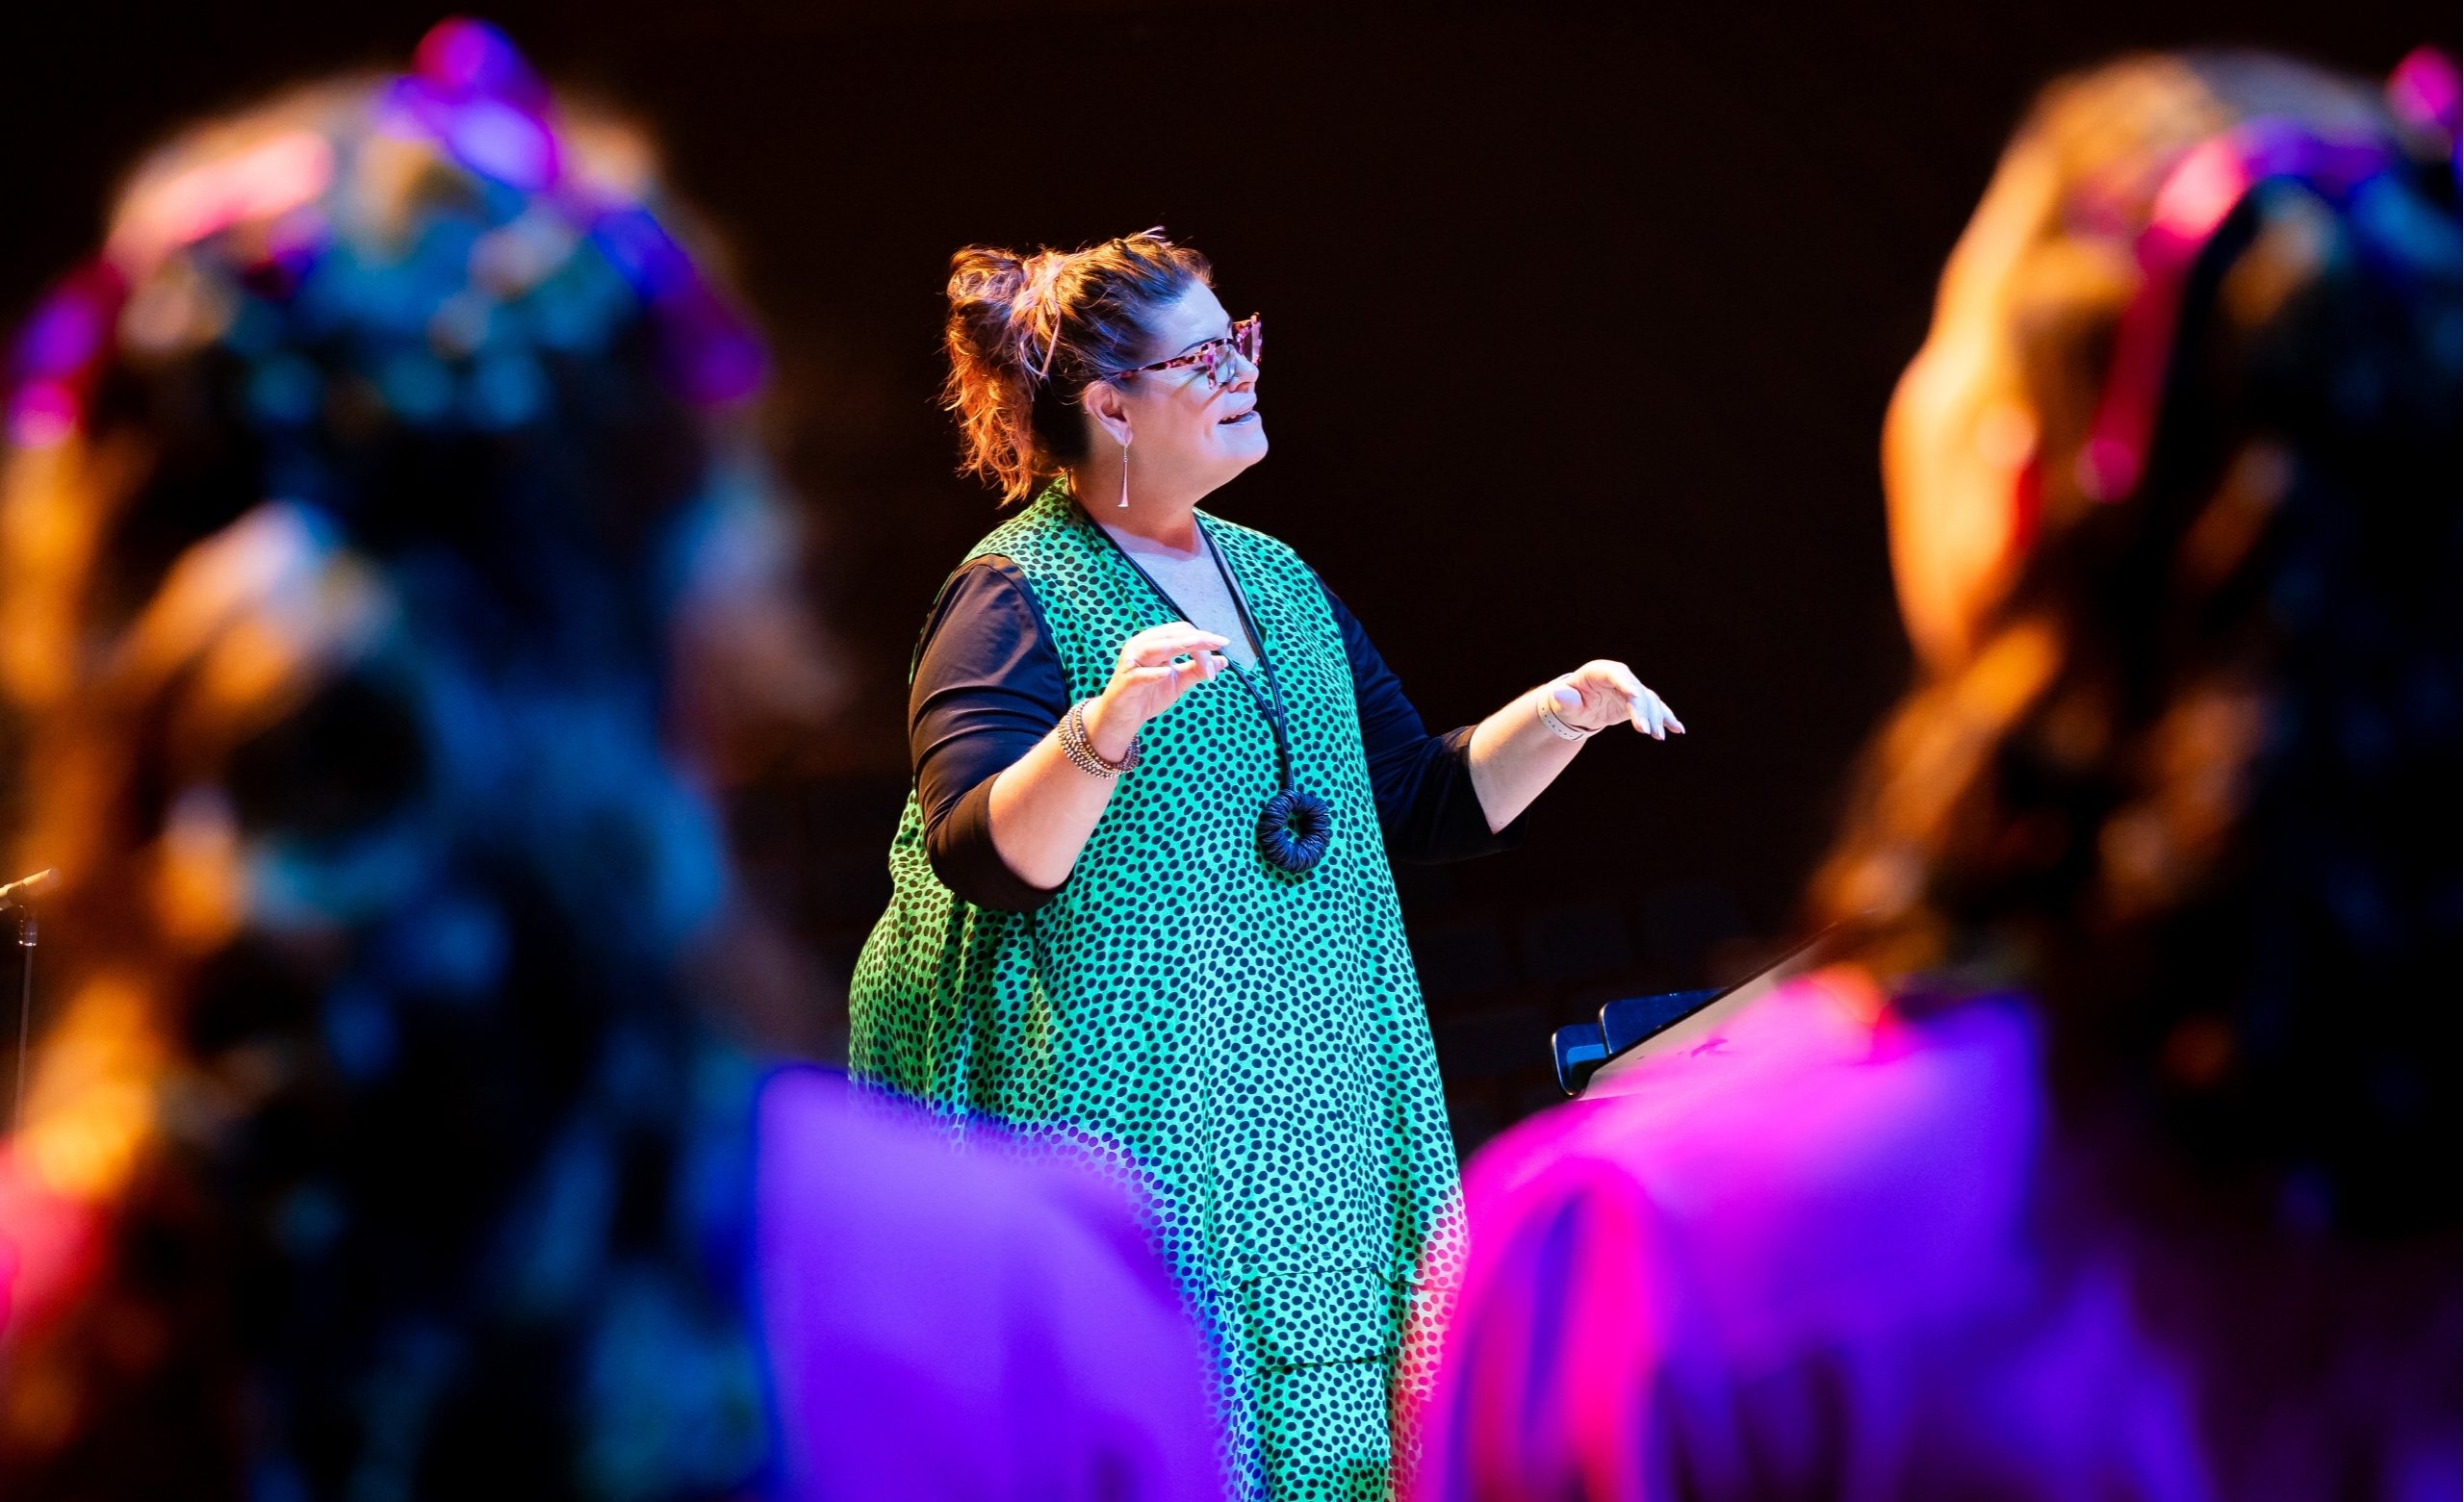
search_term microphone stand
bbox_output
[3,869,55,1136]
[13,903,34,1136]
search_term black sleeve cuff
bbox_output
[924,776,1065,913]
[1391,726,1525,864]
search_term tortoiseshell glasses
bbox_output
[1110,315,1262,388]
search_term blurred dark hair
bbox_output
[1811,52,2460,1236]
[941,229,1213,503]
[0,21,826,1498]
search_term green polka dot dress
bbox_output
[849,484,1463,1499]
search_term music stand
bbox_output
[1550,930,1836,1099]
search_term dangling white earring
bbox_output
[1117,431,1131,509]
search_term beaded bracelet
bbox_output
[1060,699,1142,777]
[1535,687,1595,742]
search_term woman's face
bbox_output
[1093,281,1266,496]
[1882,140,2058,673]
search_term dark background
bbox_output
[3,0,2445,1147]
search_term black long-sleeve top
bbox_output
[911,556,1520,911]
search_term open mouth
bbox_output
[1218,410,1259,426]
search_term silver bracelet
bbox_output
[1535,687,1594,742]
[1060,699,1141,777]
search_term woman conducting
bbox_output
[849,230,1682,1498]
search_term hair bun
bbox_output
[945,242,1050,384]
[947,244,1029,311]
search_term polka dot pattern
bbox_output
[850,486,1464,1499]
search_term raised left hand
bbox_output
[1545,660,1685,741]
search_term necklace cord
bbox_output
[1086,514,1299,793]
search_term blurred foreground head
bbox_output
[0,19,826,1497]
[1408,48,2459,1502]
[1825,48,2459,1235]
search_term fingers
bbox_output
[1121,656,1218,693]
[1114,649,1223,721]
[1123,624,1226,659]
[1625,688,1683,739]
[1126,624,1220,654]
[1562,660,1686,740]
[1120,624,1232,672]
[1123,642,1228,672]
[1126,619,1215,641]
[1627,693,1667,740]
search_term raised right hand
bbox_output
[1084,623,1230,760]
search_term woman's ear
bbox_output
[1080,380,1133,447]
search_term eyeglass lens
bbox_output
[1202,318,1263,385]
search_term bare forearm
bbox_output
[1466,662,1685,832]
[1467,689,1583,832]
[987,716,1129,890]
[985,625,1222,892]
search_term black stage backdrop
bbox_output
[2,1,2445,1144]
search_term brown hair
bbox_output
[0,27,817,1494]
[941,228,1213,504]
[1810,53,2459,1233]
